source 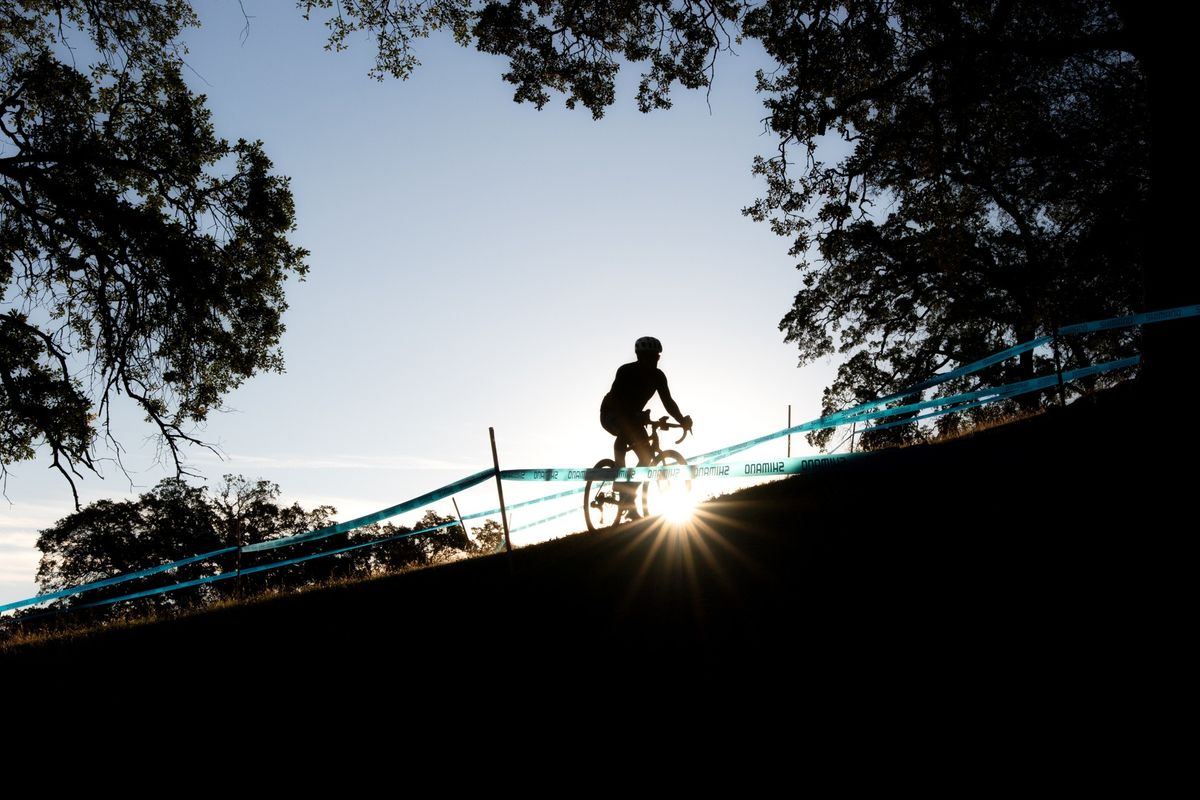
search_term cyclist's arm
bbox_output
[657,373,687,425]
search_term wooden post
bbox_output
[451,497,469,546]
[488,428,514,567]
[233,517,243,600]
[850,421,856,454]
[1052,332,1067,407]
[787,404,792,458]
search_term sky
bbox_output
[0,1,844,606]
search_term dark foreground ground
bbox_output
[2,382,1184,735]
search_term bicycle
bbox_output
[584,410,692,532]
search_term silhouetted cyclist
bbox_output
[600,336,693,518]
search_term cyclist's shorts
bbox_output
[600,410,621,437]
[600,411,646,443]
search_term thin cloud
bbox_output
[0,503,74,534]
[0,549,39,583]
[0,531,40,548]
[190,452,473,472]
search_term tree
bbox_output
[300,0,743,117]
[34,474,346,614]
[302,2,1173,448]
[32,471,494,620]
[209,473,341,594]
[212,474,289,548]
[360,510,471,570]
[742,1,1150,446]
[469,518,505,554]
[2,1,308,501]
[35,477,224,613]
[367,521,426,573]
[411,508,469,564]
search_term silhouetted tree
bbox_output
[300,0,743,116]
[32,475,491,620]
[350,510,469,571]
[33,475,344,614]
[1,1,308,501]
[212,475,287,547]
[367,521,425,574]
[412,509,470,565]
[35,478,224,614]
[742,1,1150,447]
[469,519,505,554]
[262,500,361,587]
[211,475,340,595]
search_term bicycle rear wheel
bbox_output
[584,459,621,532]
[644,450,692,520]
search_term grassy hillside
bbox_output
[1,383,1175,720]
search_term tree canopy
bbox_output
[31,472,494,622]
[1,1,308,499]
[302,0,1168,447]
[300,0,744,116]
[743,1,1150,445]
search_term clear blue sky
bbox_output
[0,2,842,605]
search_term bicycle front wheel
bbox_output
[644,450,692,520]
[584,458,621,532]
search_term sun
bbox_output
[656,485,698,524]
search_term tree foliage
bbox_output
[35,477,224,612]
[300,0,746,116]
[303,1,1159,448]
[370,509,471,569]
[742,1,1149,447]
[33,472,494,620]
[34,475,337,614]
[469,518,504,554]
[1,1,308,499]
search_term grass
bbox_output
[1,380,1179,724]
[0,549,469,651]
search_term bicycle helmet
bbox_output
[635,336,663,354]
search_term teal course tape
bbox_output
[1,306,1189,621]
[0,547,237,614]
[500,452,866,483]
[1057,304,1200,336]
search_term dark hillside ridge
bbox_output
[3,383,1176,707]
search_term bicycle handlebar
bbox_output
[633,409,692,444]
[652,415,692,445]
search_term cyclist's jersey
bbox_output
[601,362,670,419]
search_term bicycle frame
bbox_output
[618,409,690,463]
[585,409,692,532]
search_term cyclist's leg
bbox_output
[629,432,653,467]
[603,412,629,469]
[601,411,625,467]
[602,411,638,516]
[612,434,627,466]
[613,432,637,509]
[612,417,651,518]
[623,430,656,518]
